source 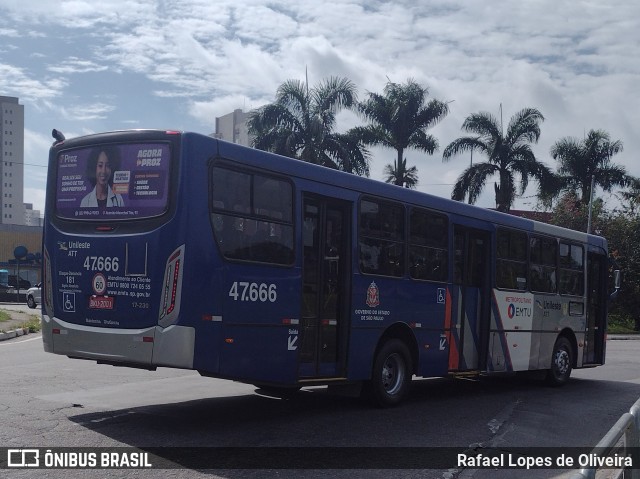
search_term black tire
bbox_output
[365,339,412,407]
[546,336,573,386]
[27,296,36,309]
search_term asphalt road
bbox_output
[1,334,639,479]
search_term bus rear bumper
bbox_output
[42,314,195,370]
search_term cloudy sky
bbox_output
[1,0,639,215]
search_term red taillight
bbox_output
[159,245,185,326]
[166,258,180,314]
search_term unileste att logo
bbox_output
[366,281,380,308]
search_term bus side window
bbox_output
[210,166,293,265]
[409,208,448,282]
[559,243,584,296]
[496,228,527,291]
[359,199,404,277]
[530,236,557,294]
[212,200,225,232]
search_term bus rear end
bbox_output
[42,130,193,370]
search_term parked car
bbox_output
[9,275,31,290]
[26,283,41,309]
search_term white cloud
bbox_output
[47,57,109,74]
[0,64,67,101]
[1,0,639,213]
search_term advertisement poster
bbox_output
[56,143,171,220]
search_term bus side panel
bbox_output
[159,134,222,374]
[415,329,450,377]
[447,285,484,371]
[348,275,450,380]
[537,296,587,369]
[489,289,535,372]
[217,264,302,384]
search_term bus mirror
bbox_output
[609,269,621,301]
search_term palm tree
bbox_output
[442,107,551,213]
[353,79,449,187]
[247,76,369,176]
[550,129,627,206]
[383,158,419,188]
[619,176,640,215]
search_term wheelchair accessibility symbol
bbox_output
[437,288,446,304]
[63,292,76,312]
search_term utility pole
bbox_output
[587,175,595,234]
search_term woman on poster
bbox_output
[80,146,125,208]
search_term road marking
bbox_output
[0,335,41,347]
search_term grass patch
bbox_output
[608,314,639,334]
[22,315,42,333]
[0,309,41,333]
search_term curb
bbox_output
[0,327,30,342]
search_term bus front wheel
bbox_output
[546,336,573,386]
[366,339,412,407]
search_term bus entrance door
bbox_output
[299,195,351,379]
[450,226,490,374]
[585,252,606,365]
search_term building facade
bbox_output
[0,223,42,287]
[213,109,252,147]
[0,96,25,225]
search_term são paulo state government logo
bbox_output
[366,281,380,308]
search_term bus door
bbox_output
[299,195,351,378]
[450,226,490,372]
[585,252,607,364]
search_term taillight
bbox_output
[43,247,54,316]
[158,245,185,327]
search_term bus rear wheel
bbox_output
[366,339,411,407]
[546,336,573,386]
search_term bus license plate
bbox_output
[89,296,114,310]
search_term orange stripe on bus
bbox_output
[445,288,459,370]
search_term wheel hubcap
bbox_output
[381,353,405,394]
[554,349,569,375]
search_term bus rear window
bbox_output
[55,142,171,220]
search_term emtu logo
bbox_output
[507,303,532,319]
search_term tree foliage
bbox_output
[443,108,552,212]
[354,79,449,187]
[247,76,370,176]
[383,158,419,188]
[549,129,627,206]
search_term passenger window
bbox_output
[496,229,527,290]
[530,236,557,293]
[409,208,448,282]
[359,199,404,277]
[559,243,584,296]
[210,166,293,265]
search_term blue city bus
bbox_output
[42,129,614,406]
